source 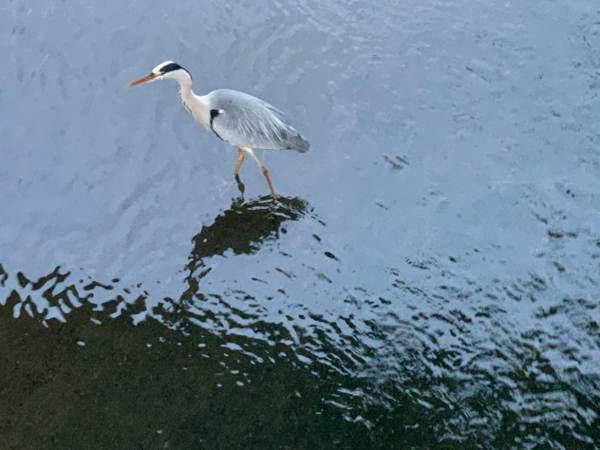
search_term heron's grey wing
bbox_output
[207,89,310,152]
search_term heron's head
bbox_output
[126,61,192,87]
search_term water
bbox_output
[1,0,599,448]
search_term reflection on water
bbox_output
[189,195,309,260]
[177,194,311,325]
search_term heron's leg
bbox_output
[241,147,278,200]
[234,147,245,176]
[234,147,246,196]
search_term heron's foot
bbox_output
[235,174,246,198]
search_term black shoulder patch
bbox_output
[210,109,224,141]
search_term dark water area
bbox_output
[2,0,600,448]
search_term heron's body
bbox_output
[127,61,310,199]
[206,90,310,151]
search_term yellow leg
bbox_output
[234,147,244,176]
[241,147,277,200]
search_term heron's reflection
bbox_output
[186,195,309,277]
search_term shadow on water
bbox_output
[179,194,310,307]
[190,195,308,260]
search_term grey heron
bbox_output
[126,61,310,200]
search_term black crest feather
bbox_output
[160,62,184,74]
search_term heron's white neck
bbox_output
[177,78,211,130]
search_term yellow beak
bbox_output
[126,73,157,88]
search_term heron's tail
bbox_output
[285,130,311,153]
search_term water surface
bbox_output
[1,0,599,448]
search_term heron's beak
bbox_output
[126,73,158,88]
